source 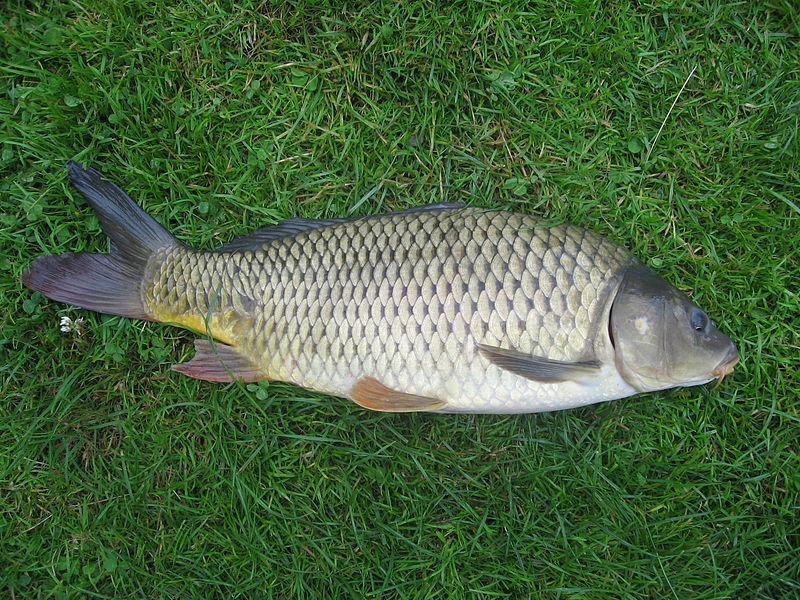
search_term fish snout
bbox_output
[712,345,739,379]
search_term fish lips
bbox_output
[714,345,739,376]
[684,343,739,389]
[710,344,739,386]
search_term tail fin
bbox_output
[22,161,179,320]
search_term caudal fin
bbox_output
[22,161,179,320]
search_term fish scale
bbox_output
[140,209,639,412]
[24,162,737,414]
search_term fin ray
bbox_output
[214,218,354,252]
[215,203,465,252]
[22,162,178,319]
[66,161,176,260]
[351,377,446,412]
[477,343,601,384]
[172,339,267,382]
[23,252,154,320]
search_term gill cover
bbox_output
[610,266,737,392]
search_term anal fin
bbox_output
[351,377,446,413]
[172,339,267,383]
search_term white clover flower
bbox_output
[59,316,84,335]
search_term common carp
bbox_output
[22,162,738,413]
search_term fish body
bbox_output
[23,163,738,413]
[146,211,638,413]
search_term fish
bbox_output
[22,161,738,413]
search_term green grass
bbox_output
[1,0,798,598]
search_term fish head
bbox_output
[609,266,738,392]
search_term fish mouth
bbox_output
[710,345,739,388]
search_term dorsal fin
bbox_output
[214,202,465,252]
[214,218,353,252]
[387,202,465,214]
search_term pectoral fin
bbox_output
[172,339,267,383]
[351,377,447,412]
[477,343,601,384]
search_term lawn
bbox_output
[1,1,798,598]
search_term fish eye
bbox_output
[690,308,708,332]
